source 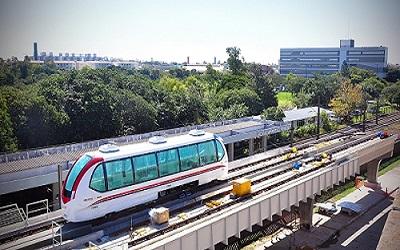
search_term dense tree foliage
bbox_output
[0,48,280,152]
[384,64,400,83]
[329,79,364,123]
[1,48,398,153]
[383,81,400,107]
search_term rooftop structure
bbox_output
[280,39,388,78]
[283,106,334,128]
[182,64,225,72]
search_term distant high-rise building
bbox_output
[279,39,388,78]
[213,57,216,64]
[187,56,190,64]
[33,42,38,60]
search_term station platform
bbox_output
[0,116,289,196]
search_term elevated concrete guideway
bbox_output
[0,116,289,197]
[129,136,397,250]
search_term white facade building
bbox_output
[31,61,139,70]
[280,39,388,78]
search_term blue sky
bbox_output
[0,0,399,64]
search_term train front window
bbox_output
[215,140,225,161]
[65,155,92,192]
[90,165,106,192]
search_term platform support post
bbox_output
[249,138,254,156]
[228,143,234,161]
[53,164,63,210]
[262,135,268,152]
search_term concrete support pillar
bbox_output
[365,159,381,184]
[299,198,314,231]
[249,138,254,156]
[228,143,234,161]
[262,135,268,152]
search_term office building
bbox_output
[33,42,38,61]
[279,39,388,78]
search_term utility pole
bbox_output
[362,107,366,132]
[290,121,294,147]
[375,97,379,125]
[316,95,320,140]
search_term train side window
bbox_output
[215,139,225,161]
[198,141,217,166]
[157,149,180,177]
[104,158,134,190]
[89,165,106,192]
[133,153,158,183]
[178,144,200,171]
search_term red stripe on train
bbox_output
[91,164,224,205]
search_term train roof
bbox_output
[86,131,217,161]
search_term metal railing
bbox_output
[26,199,50,222]
[0,203,26,227]
[52,220,62,248]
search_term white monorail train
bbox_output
[62,130,228,222]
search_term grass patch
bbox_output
[379,155,400,176]
[276,92,294,108]
[315,179,357,203]
[330,186,357,202]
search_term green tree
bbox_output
[382,81,400,108]
[384,64,400,83]
[0,94,17,152]
[361,77,386,100]
[215,88,262,115]
[293,89,312,108]
[329,79,364,123]
[114,90,157,135]
[248,63,278,109]
[349,66,376,84]
[261,107,285,121]
[321,111,335,132]
[304,74,340,107]
[208,103,249,121]
[226,47,244,75]
[285,73,305,94]
[341,60,350,77]
[2,85,68,149]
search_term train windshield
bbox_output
[65,155,92,192]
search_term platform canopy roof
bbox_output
[283,107,334,123]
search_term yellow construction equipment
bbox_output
[232,178,252,197]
